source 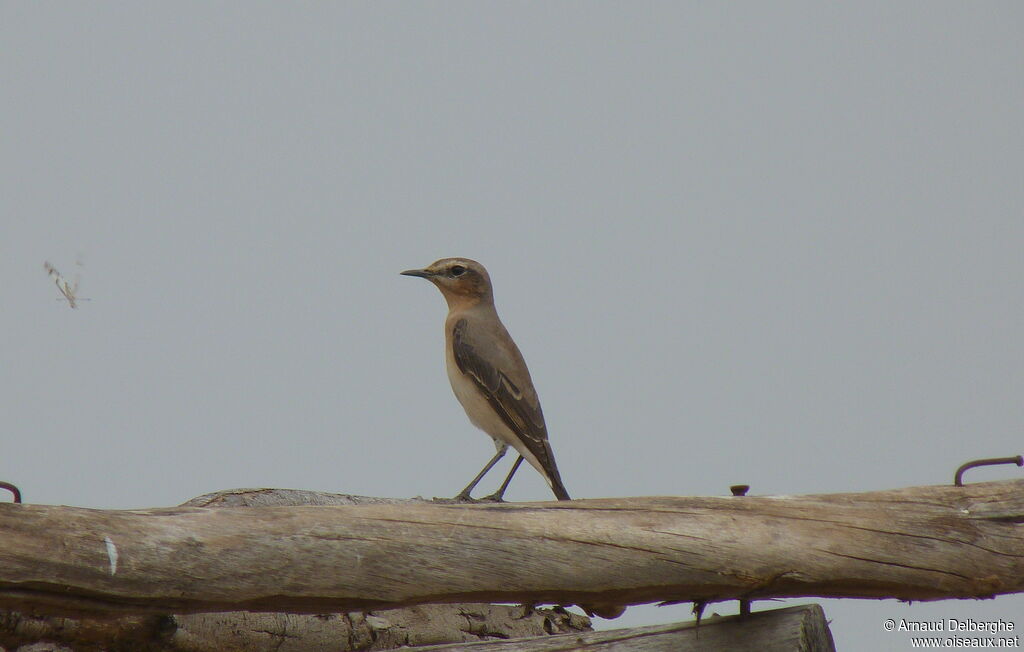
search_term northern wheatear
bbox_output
[402,258,571,502]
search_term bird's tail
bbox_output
[548,472,571,501]
[539,441,572,501]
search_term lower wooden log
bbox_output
[0,604,590,652]
[418,604,835,652]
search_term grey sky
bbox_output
[2,2,1022,648]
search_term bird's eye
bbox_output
[450,265,466,277]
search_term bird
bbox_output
[401,257,571,502]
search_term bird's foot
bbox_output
[478,492,506,503]
[451,491,477,503]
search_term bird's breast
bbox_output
[445,346,481,418]
[444,341,507,439]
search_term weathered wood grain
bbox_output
[0,481,1020,617]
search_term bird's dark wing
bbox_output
[451,318,567,497]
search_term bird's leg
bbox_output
[454,447,507,502]
[480,456,524,502]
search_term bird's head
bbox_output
[401,257,493,306]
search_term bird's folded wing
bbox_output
[451,318,557,471]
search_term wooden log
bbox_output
[418,604,835,652]
[0,605,833,652]
[0,481,1020,617]
[0,604,590,651]
[1,491,591,651]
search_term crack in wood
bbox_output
[813,549,974,581]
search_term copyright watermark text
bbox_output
[884,618,1020,648]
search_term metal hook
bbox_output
[0,481,22,503]
[954,456,1023,487]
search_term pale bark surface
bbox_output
[0,481,1020,618]
[181,488,425,508]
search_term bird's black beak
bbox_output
[400,268,433,278]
